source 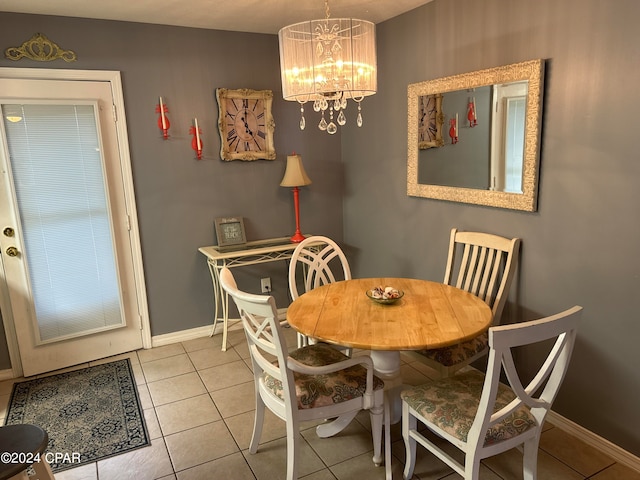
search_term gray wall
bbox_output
[1,0,639,459]
[0,15,344,342]
[343,0,639,457]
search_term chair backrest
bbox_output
[289,235,351,301]
[443,228,521,324]
[469,306,582,446]
[219,267,296,412]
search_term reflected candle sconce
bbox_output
[449,114,458,144]
[156,96,170,139]
[189,118,203,160]
[467,97,478,127]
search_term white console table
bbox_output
[199,236,323,351]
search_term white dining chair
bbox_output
[401,305,582,480]
[406,228,521,377]
[219,267,391,480]
[288,235,352,354]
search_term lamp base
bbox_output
[290,231,306,243]
[289,186,306,243]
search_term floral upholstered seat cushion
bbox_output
[417,332,488,367]
[401,370,536,445]
[263,343,384,409]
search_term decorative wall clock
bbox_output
[418,93,444,149]
[216,88,276,161]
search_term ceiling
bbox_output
[0,0,433,35]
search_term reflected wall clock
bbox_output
[418,93,444,149]
[216,88,276,161]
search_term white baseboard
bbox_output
[0,369,13,381]
[150,308,287,348]
[547,411,640,473]
[151,321,239,347]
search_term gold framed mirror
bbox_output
[407,59,544,211]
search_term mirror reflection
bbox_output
[407,59,544,211]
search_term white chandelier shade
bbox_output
[278,16,377,133]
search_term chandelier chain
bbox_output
[325,0,331,19]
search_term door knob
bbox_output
[5,246,19,257]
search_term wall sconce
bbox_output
[280,154,312,243]
[189,118,203,160]
[156,96,170,139]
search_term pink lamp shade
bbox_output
[280,154,312,242]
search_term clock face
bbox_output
[417,93,444,149]
[216,88,276,161]
[418,95,438,142]
[225,98,266,152]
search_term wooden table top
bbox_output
[286,277,493,351]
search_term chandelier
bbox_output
[278,0,377,135]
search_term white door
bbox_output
[0,72,149,377]
[490,81,528,193]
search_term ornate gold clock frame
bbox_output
[216,88,276,161]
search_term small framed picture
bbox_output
[214,216,247,247]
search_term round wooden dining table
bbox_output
[286,277,492,424]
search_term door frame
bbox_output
[0,67,151,378]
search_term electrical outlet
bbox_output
[261,277,271,293]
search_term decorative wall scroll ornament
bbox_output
[4,33,77,62]
[467,97,478,127]
[156,97,170,139]
[190,118,203,160]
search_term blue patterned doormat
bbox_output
[4,358,149,472]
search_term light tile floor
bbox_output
[1,327,639,480]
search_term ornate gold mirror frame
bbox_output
[407,59,544,211]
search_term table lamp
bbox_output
[280,154,312,243]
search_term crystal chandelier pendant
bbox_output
[318,115,328,131]
[337,110,346,126]
[356,102,363,127]
[299,104,306,130]
[327,107,337,134]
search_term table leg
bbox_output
[208,261,229,352]
[369,350,403,425]
[315,350,402,439]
